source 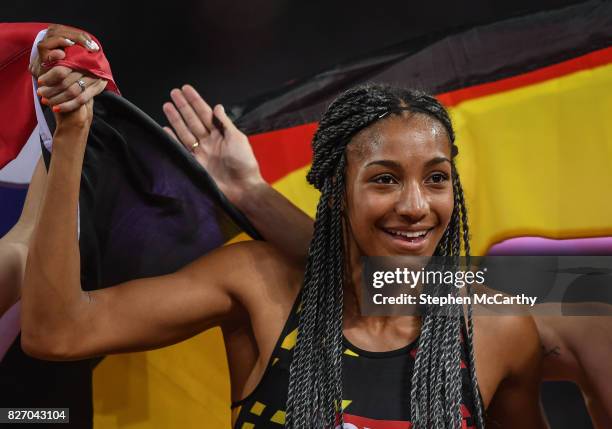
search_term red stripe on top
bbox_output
[437,46,612,107]
[249,122,317,183]
[251,46,612,183]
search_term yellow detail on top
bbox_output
[344,348,359,357]
[250,401,266,416]
[281,328,298,350]
[342,399,353,410]
[241,423,255,429]
[270,410,286,424]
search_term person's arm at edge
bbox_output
[21,103,94,358]
[485,315,549,428]
[0,158,46,315]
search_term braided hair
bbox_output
[285,83,484,428]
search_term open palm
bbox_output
[162,85,263,204]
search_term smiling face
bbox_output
[344,112,454,257]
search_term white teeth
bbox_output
[388,229,428,238]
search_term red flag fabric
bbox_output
[0,22,118,168]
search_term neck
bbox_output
[343,240,421,332]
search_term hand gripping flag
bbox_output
[0,22,118,170]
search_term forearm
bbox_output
[0,159,47,314]
[21,126,89,355]
[1,158,46,245]
[234,182,313,265]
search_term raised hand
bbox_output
[162,85,264,204]
[31,24,107,113]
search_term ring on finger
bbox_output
[77,79,87,93]
[191,141,200,150]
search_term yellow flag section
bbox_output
[92,60,612,427]
[454,62,612,254]
[255,59,612,253]
[93,329,230,428]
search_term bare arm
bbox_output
[232,181,314,264]
[485,316,549,428]
[163,85,314,264]
[0,158,46,315]
[534,306,612,427]
[20,101,257,361]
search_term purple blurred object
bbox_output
[487,236,612,256]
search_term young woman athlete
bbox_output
[21,70,546,428]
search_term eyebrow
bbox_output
[365,157,451,169]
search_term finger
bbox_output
[163,126,178,142]
[46,26,99,51]
[54,79,107,113]
[38,35,76,53]
[38,71,83,99]
[212,104,239,135]
[181,84,214,132]
[162,101,199,150]
[46,76,90,106]
[170,89,210,139]
[38,66,72,87]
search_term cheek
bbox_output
[431,191,454,229]
[346,190,393,239]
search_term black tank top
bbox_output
[232,293,479,428]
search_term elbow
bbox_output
[21,330,77,361]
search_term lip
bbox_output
[381,227,434,252]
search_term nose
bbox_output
[395,181,429,222]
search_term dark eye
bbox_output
[372,174,397,185]
[428,173,449,184]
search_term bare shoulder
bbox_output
[535,305,612,353]
[474,314,541,376]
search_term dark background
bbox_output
[1,1,596,428]
[3,0,586,124]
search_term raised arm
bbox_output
[20,100,260,361]
[163,85,314,264]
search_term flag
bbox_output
[230,0,612,257]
